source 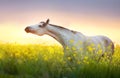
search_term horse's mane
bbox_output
[49,24,77,34]
[40,21,77,34]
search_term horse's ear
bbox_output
[42,19,50,27]
[46,19,49,24]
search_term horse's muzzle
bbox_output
[25,27,30,33]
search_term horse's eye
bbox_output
[38,25,41,27]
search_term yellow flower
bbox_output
[83,60,89,64]
[79,41,83,44]
[15,52,20,57]
[87,46,93,52]
[44,55,48,61]
[0,54,3,59]
[44,57,48,61]
[66,46,69,50]
[79,48,83,51]
[77,61,81,64]
[69,39,74,43]
[97,50,102,55]
[97,44,101,49]
[73,53,76,57]
[86,61,89,64]
[72,47,76,51]
[67,57,71,60]
[84,56,88,60]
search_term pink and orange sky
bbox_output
[0,0,120,45]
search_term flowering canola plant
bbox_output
[0,43,120,78]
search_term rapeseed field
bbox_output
[0,43,120,78]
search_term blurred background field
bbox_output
[0,43,120,78]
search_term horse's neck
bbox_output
[46,24,86,49]
[46,25,73,47]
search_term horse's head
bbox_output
[25,19,49,36]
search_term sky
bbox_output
[0,0,120,45]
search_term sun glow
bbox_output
[0,11,120,45]
[0,23,61,45]
[0,18,120,45]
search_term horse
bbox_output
[25,19,114,60]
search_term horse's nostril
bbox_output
[25,27,30,33]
